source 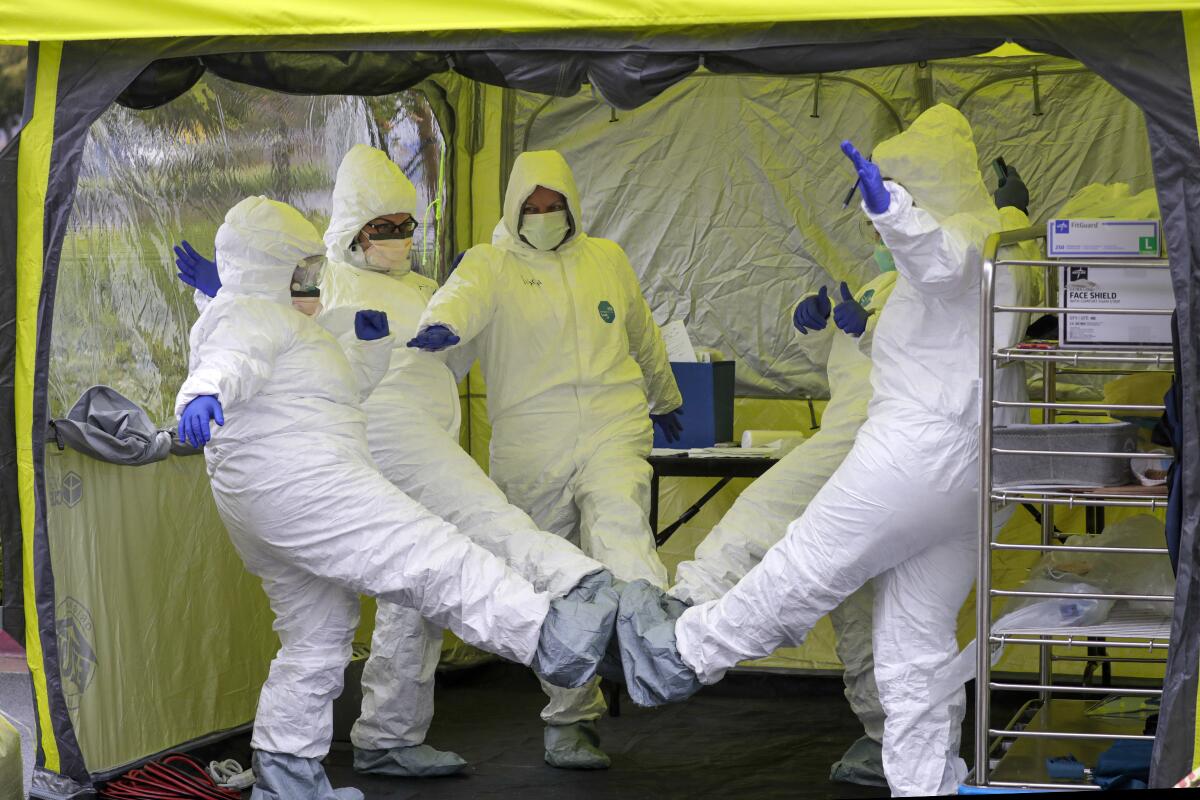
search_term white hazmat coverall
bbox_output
[175,196,553,763]
[669,212,1036,789]
[416,150,681,725]
[318,145,603,762]
[673,104,1010,797]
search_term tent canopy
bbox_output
[3,1,1200,41]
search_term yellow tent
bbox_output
[2,3,1199,795]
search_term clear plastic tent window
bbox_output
[50,75,449,425]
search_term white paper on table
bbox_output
[661,319,698,363]
[687,446,780,458]
[651,447,689,456]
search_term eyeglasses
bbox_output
[364,219,419,239]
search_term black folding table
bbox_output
[648,453,778,546]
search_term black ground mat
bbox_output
[176,660,1023,800]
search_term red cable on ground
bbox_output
[98,753,242,799]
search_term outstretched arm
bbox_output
[842,140,976,298]
[175,300,283,418]
[412,249,498,350]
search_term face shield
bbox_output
[291,254,326,316]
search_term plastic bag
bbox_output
[1044,514,1175,615]
[1130,451,1171,486]
[930,516,1173,700]
[994,579,1114,632]
[932,581,1111,697]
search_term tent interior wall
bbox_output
[5,10,1200,795]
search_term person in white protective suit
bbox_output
[174,146,610,776]
[317,145,610,777]
[616,104,1029,797]
[174,196,619,800]
[408,150,683,769]
[668,211,1036,790]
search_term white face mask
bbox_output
[363,238,413,274]
[873,242,896,273]
[291,297,323,317]
[521,210,570,251]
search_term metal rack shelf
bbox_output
[986,699,1158,791]
[994,400,1166,413]
[994,345,1174,369]
[991,607,1173,646]
[991,487,1168,511]
[991,541,1169,556]
[972,227,1175,790]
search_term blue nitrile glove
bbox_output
[793,286,831,334]
[833,281,869,337]
[651,408,684,444]
[173,240,221,298]
[355,310,390,341]
[841,141,890,214]
[178,395,224,449]
[406,324,461,351]
[994,163,1030,215]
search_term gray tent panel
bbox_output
[0,127,22,642]
[202,50,449,97]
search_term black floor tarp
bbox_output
[181,661,1025,800]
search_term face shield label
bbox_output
[598,300,616,323]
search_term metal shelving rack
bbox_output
[973,226,1175,790]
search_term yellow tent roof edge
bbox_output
[0,0,1195,44]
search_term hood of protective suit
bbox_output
[873,104,999,230]
[215,196,325,304]
[497,150,584,252]
[324,144,419,262]
[1055,182,1160,221]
